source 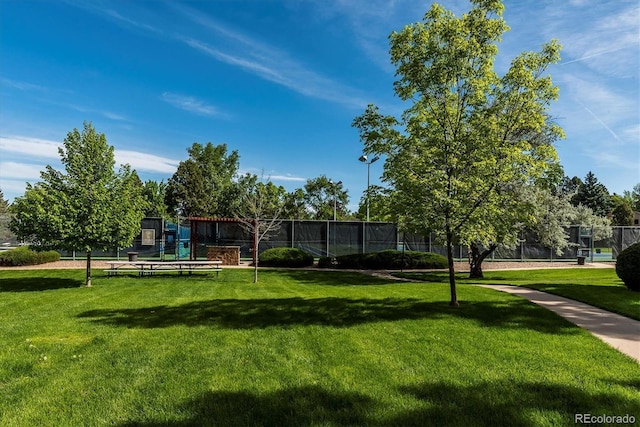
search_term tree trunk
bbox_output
[468,243,498,279]
[446,229,458,307]
[253,222,258,283]
[85,250,92,287]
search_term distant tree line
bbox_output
[140,141,353,221]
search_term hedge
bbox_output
[616,242,640,292]
[335,250,447,270]
[258,247,314,268]
[0,246,61,266]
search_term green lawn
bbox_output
[1,268,638,426]
[396,268,640,321]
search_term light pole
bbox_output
[358,154,380,222]
[329,180,342,221]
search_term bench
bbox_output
[104,260,223,277]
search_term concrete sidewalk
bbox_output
[477,285,640,363]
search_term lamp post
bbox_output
[329,180,342,221]
[358,154,380,222]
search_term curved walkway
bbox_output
[477,285,640,363]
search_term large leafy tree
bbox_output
[624,183,640,212]
[165,142,240,218]
[572,171,611,217]
[282,188,309,220]
[142,180,169,218]
[355,185,396,222]
[9,122,146,286]
[353,0,563,305]
[611,194,634,226]
[0,188,8,214]
[303,175,349,220]
[0,188,14,244]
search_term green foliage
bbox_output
[616,242,640,292]
[165,142,240,217]
[282,188,309,220]
[569,204,612,241]
[572,171,611,217]
[258,247,314,267]
[303,175,349,220]
[0,188,8,214]
[317,256,334,268]
[611,195,634,226]
[8,122,147,286]
[355,185,396,222]
[336,250,447,270]
[623,183,640,212]
[352,0,563,304]
[142,180,169,218]
[0,188,14,244]
[0,246,60,266]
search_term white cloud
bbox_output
[0,162,44,180]
[559,74,636,128]
[0,178,31,199]
[269,175,306,183]
[583,149,639,171]
[546,2,639,78]
[0,136,61,159]
[104,9,161,34]
[114,150,178,174]
[102,111,128,121]
[172,3,369,109]
[161,92,221,117]
[0,78,46,92]
[0,135,177,175]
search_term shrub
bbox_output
[335,250,447,270]
[616,242,640,292]
[0,246,61,266]
[259,247,314,268]
[317,256,334,268]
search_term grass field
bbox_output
[395,268,640,321]
[1,268,638,426]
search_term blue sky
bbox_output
[1,0,638,212]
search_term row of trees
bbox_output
[140,142,352,221]
[2,1,638,296]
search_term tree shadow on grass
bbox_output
[391,380,640,427]
[78,296,579,334]
[117,381,640,427]
[264,269,398,286]
[0,277,82,292]
[118,385,373,427]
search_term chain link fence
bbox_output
[1,214,639,261]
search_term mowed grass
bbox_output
[0,268,638,427]
[396,268,640,321]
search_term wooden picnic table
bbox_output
[104,260,222,277]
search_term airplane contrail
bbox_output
[575,99,620,141]
[560,46,626,65]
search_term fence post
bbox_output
[326,220,330,257]
[362,222,366,254]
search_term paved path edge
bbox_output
[477,284,640,363]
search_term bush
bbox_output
[0,246,61,266]
[616,242,640,292]
[335,250,447,270]
[259,247,314,268]
[317,256,334,268]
